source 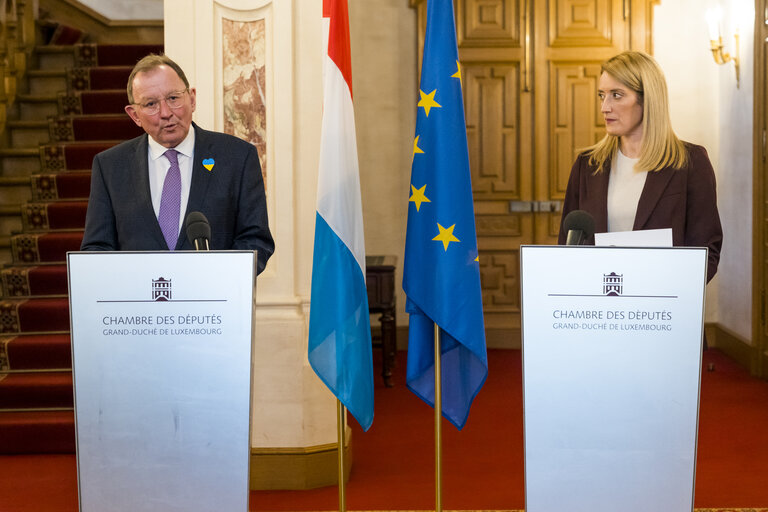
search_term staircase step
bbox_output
[0,176,32,205]
[0,410,75,453]
[0,177,31,187]
[40,142,118,172]
[47,23,86,46]
[67,66,132,91]
[59,90,127,115]
[6,120,50,147]
[0,204,20,215]
[0,371,73,409]
[0,148,40,176]
[21,201,88,231]
[1,264,68,296]
[74,43,164,67]
[0,148,39,158]
[0,236,10,267]
[32,171,91,200]
[1,334,71,369]
[11,232,83,264]
[0,211,22,241]
[16,93,59,119]
[26,69,68,95]
[49,114,142,143]
[0,298,70,333]
[35,45,77,69]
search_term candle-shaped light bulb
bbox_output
[706,7,722,41]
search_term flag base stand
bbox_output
[434,324,443,512]
[337,400,347,512]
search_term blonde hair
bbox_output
[584,51,687,173]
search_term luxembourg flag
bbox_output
[308,0,374,431]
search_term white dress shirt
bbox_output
[147,129,195,237]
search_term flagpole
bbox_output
[434,323,442,512]
[337,400,347,512]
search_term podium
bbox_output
[67,251,257,512]
[520,246,707,512]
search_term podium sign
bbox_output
[521,246,707,512]
[68,251,256,512]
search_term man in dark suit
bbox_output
[81,54,274,274]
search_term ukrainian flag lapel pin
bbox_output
[202,158,215,172]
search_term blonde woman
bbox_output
[558,51,723,282]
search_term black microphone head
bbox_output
[185,211,211,245]
[563,209,596,239]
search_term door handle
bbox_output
[509,200,562,213]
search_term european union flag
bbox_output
[403,0,487,430]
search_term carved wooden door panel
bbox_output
[412,0,652,341]
[532,0,652,247]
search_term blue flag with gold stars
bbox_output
[403,0,487,430]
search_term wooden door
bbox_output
[412,0,652,343]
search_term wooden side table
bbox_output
[365,255,396,387]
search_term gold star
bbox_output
[475,255,479,262]
[413,135,424,156]
[433,223,460,251]
[409,184,431,211]
[418,89,442,117]
[452,60,462,84]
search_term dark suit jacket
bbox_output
[81,123,274,274]
[558,143,722,282]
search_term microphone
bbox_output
[563,210,595,246]
[185,211,211,251]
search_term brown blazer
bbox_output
[558,143,723,282]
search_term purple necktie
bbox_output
[158,149,181,250]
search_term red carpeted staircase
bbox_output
[0,42,162,454]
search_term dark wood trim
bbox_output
[753,0,767,378]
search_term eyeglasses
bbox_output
[133,90,188,115]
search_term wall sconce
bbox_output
[706,6,740,88]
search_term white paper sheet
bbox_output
[594,228,672,247]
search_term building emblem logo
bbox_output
[603,272,623,296]
[152,277,172,301]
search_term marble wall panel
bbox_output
[222,18,268,186]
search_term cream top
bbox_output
[606,149,647,233]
